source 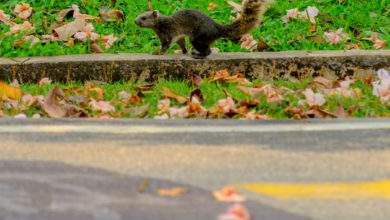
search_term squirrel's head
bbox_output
[134,10,159,28]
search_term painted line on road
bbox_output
[241,180,390,200]
[0,121,389,134]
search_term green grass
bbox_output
[16,78,390,119]
[0,0,389,57]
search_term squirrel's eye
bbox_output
[141,17,146,20]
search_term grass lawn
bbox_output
[0,0,389,57]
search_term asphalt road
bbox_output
[0,118,389,220]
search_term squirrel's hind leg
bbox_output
[190,39,212,59]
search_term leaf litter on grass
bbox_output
[2,69,389,119]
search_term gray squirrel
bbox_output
[134,0,274,58]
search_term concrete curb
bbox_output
[0,50,389,83]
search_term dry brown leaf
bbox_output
[0,9,12,25]
[303,88,326,107]
[14,3,33,20]
[212,70,250,85]
[7,21,34,36]
[38,77,52,86]
[162,87,187,104]
[72,4,99,21]
[13,35,40,48]
[362,37,387,49]
[158,187,188,197]
[309,23,317,33]
[101,34,118,49]
[42,87,67,118]
[0,81,22,100]
[89,99,115,113]
[256,38,269,52]
[334,106,348,118]
[313,76,333,89]
[54,19,87,41]
[240,34,257,50]
[213,186,246,202]
[100,9,124,21]
[91,42,103,53]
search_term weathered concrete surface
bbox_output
[0,50,389,83]
[0,118,390,220]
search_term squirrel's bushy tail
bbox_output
[223,0,274,41]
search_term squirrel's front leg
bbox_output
[153,36,172,55]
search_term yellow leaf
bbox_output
[0,81,22,100]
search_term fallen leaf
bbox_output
[256,38,269,51]
[10,79,20,87]
[237,85,282,103]
[158,187,188,197]
[334,106,348,118]
[89,99,115,113]
[0,81,22,100]
[313,77,333,89]
[0,9,12,24]
[157,98,171,113]
[8,21,34,36]
[373,69,390,103]
[240,34,257,50]
[100,9,124,21]
[303,88,326,107]
[118,91,130,100]
[54,19,87,41]
[188,98,208,117]
[162,87,187,104]
[72,4,99,21]
[74,23,99,42]
[91,42,103,53]
[14,35,40,48]
[169,106,190,118]
[20,93,35,107]
[301,6,319,24]
[101,34,118,49]
[14,113,28,119]
[14,3,33,20]
[324,28,349,45]
[362,37,387,49]
[32,113,41,119]
[42,87,67,118]
[213,186,246,203]
[38,77,52,86]
[218,203,250,220]
[281,8,299,23]
[126,105,149,117]
[192,74,203,86]
[212,70,250,85]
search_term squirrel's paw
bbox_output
[191,50,207,59]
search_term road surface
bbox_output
[0,118,389,220]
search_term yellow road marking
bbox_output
[241,180,390,200]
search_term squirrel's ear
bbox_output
[152,10,159,18]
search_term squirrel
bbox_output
[134,0,274,58]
